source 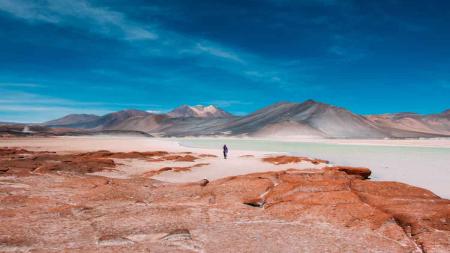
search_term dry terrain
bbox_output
[0,137,449,252]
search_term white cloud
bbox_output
[146,110,167,114]
[195,43,244,63]
[0,88,172,122]
[0,82,44,88]
[0,90,112,122]
[0,106,110,123]
[0,104,105,113]
[0,0,157,41]
[0,0,313,92]
[204,100,252,108]
[0,0,250,65]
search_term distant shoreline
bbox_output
[174,136,450,149]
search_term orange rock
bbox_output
[199,154,218,158]
[325,166,372,179]
[1,147,448,252]
[262,155,328,165]
[141,163,209,178]
[163,154,199,162]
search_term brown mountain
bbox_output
[44,110,150,130]
[44,114,100,127]
[42,102,450,138]
[212,100,387,138]
[366,109,450,137]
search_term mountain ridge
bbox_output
[41,101,450,138]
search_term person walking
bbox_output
[223,144,228,159]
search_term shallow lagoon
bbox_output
[179,138,450,199]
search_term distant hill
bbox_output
[44,114,100,127]
[40,101,450,138]
[84,110,151,129]
[44,110,150,129]
[366,109,450,137]
[213,100,387,138]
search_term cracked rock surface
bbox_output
[0,148,449,252]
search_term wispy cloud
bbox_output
[146,109,169,114]
[0,0,318,96]
[0,105,110,123]
[0,90,71,105]
[0,90,112,122]
[0,0,270,81]
[0,89,161,108]
[204,100,252,108]
[244,71,282,83]
[0,104,107,113]
[0,82,45,88]
[195,43,245,63]
[0,0,157,41]
[328,45,367,61]
[0,89,164,122]
[327,34,369,61]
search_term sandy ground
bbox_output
[89,155,323,183]
[1,136,448,198]
[151,156,322,183]
[0,136,327,183]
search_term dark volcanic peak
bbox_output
[168,105,233,118]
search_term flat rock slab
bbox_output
[0,148,449,252]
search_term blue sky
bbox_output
[0,0,449,122]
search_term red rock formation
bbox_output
[0,150,116,176]
[325,166,372,179]
[262,155,329,165]
[162,154,199,162]
[142,163,210,177]
[199,154,218,158]
[351,180,450,252]
[0,148,448,252]
[0,149,204,177]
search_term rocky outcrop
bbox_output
[142,163,210,177]
[325,166,372,179]
[263,155,329,165]
[0,148,448,252]
[0,148,202,176]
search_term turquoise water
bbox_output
[178,138,450,198]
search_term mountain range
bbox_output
[42,101,450,138]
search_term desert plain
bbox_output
[0,136,449,252]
